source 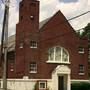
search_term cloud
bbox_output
[69,12,90,30]
[40,0,58,21]
[88,0,90,5]
[8,3,19,36]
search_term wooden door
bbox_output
[58,76,64,90]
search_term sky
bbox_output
[0,0,90,40]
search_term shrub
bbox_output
[71,82,90,90]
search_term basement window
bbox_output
[39,81,47,89]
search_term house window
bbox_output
[19,34,24,48]
[39,81,47,89]
[30,41,37,48]
[30,2,36,7]
[20,3,23,7]
[78,47,84,54]
[88,73,90,79]
[19,43,23,48]
[30,15,34,20]
[20,16,23,21]
[29,62,37,73]
[88,48,90,62]
[47,46,69,63]
[79,65,84,75]
[7,52,15,62]
[10,63,14,72]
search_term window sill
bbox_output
[30,47,37,48]
[29,71,37,73]
[79,73,85,75]
[78,52,84,54]
[46,61,70,64]
[39,88,46,90]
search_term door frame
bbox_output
[52,65,71,90]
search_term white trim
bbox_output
[46,61,70,64]
[0,79,89,82]
[71,79,90,82]
[30,46,37,48]
[0,79,52,82]
[52,65,71,90]
[78,73,85,75]
[78,51,84,54]
[48,46,70,63]
[78,47,84,54]
[29,71,37,73]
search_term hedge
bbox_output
[71,82,90,90]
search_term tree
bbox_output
[81,23,90,40]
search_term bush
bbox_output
[71,82,90,90]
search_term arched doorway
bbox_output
[52,65,71,90]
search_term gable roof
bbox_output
[39,17,51,29]
[39,10,76,33]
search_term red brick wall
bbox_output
[15,0,39,78]
[14,0,89,80]
[39,12,88,79]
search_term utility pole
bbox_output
[1,0,9,90]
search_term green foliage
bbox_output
[81,23,90,39]
[71,82,90,90]
[84,23,90,32]
[33,82,37,90]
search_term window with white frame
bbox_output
[48,46,69,63]
[79,64,84,75]
[19,34,24,48]
[88,48,90,62]
[39,81,47,89]
[29,62,37,73]
[10,63,14,72]
[19,43,23,48]
[30,41,37,48]
[78,47,84,54]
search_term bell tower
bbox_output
[15,0,39,78]
[19,0,39,31]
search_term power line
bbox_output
[40,10,90,33]
[68,11,90,31]
[68,11,90,21]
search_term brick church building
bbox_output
[0,0,89,90]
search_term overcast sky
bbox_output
[0,0,90,40]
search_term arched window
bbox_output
[47,46,69,63]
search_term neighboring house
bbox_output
[0,0,89,90]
